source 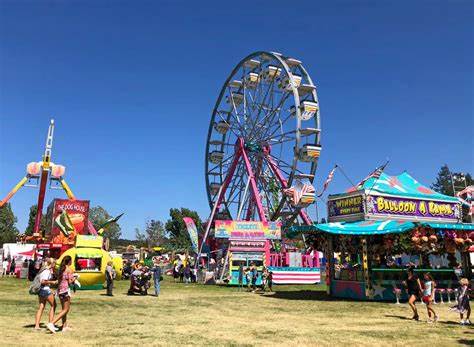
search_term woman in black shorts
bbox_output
[404,267,423,321]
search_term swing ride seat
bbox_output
[25,175,40,188]
[299,144,322,162]
[49,176,63,190]
[214,121,230,135]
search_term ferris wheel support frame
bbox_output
[264,147,312,225]
[213,138,267,223]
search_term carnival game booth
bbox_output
[291,172,473,301]
[215,220,321,285]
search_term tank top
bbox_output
[59,270,73,294]
[423,281,432,296]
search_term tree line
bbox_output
[0,164,471,246]
[0,201,203,252]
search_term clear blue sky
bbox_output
[1,1,473,239]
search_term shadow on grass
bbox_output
[384,314,412,321]
[23,323,45,328]
[438,320,469,326]
[261,290,333,301]
[458,339,474,346]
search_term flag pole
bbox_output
[365,159,390,196]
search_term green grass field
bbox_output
[0,277,472,346]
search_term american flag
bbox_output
[317,165,337,197]
[353,161,389,190]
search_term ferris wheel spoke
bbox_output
[247,77,279,141]
[255,92,291,140]
[226,164,246,204]
[258,91,289,132]
[262,110,294,142]
[216,112,243,140]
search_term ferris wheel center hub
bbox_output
[244,141,262,153]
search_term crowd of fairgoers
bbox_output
[0,251,471,335]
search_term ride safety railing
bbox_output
[269,253,320,268]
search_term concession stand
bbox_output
[291,172,474,301]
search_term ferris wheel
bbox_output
[205,51,321,226]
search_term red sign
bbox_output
[46,199,90,245]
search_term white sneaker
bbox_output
[460,320,466,325]
[465,319,471,325]
[46,323,56,333]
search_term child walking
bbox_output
[422,273,438,323]
[451,278,471,325]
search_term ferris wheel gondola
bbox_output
[205,51,322,226]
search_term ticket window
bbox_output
[232,260,246,268]
[75,257,102,272]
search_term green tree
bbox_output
[431,164,473,196]
[88,206,122,241]
[25,205,48,236]
[431,165,473,222]
[0,203,19,245]
[165,208,203,250]
[135,219,167,248]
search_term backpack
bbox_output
[29,270,44,295]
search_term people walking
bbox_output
[150,257,162,297]
[51,256,75,332]
[1,258,8,277]
[105,261,115,296]
[9,257,16,276]
[34,258,58,332]
[250,263,258,292]
[238,263,244,291]
[422,273,438,323]
[451,278,471,325]
[404,267,422,321]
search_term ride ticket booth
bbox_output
[291,172,473,301]
[214,220,279,286]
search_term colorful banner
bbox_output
[328,195,364,220]
[47,199,90,245]
[183,217,199,253]
[214,220,281,240]
[366,195,460,221]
